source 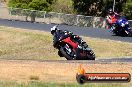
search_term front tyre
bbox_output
[60,45,76,60]
[128,29,132,37]
[58,51,63,57]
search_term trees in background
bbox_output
[8,0,54,11]
[51,0,75,14]
[8,0,75,14]
[72,0,127,17]
[72,0,104,16]
[8,0,55,22]
[8,0,132,19]
[122,0,132,19]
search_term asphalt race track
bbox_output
[0,19,132,42]
[0,18,132,62]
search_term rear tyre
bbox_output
[86,49,95,60]
[113,30,119,36]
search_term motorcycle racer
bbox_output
[51,25,95,60]
[106,8,119,30]
[51,25,88,48]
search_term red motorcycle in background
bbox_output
[51,25,95,60]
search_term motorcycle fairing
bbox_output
[62,37,78,49]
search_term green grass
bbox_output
[0,81,131,87]
[0,26,132,60]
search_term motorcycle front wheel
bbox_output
[127,29,132,37]
[60,44,76,60]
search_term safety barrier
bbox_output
[0,7,131,28]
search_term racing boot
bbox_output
[82,42,88,48]
[80,40,88,48]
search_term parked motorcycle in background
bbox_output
[51,25,95,60]
[109,16,132,36]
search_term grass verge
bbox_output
[0,80,131,87]
[0,26,132,60]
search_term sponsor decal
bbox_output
[76,64,131,84]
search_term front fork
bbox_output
[123,25,131,35]
[64,44,77,58]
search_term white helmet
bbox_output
[51,25,58,35]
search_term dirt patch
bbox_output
[0,60,131,83]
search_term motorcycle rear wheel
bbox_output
[86,50,95,60]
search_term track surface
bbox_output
[0,18,132,62]
[1,57,132,63]
[0,19,132,42]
